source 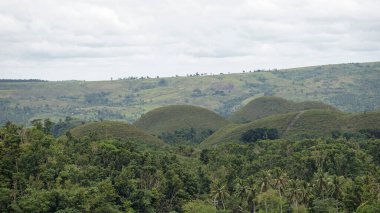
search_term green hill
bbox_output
[66,120,165,146]
[345,111,380,131]
[230,96,336,123]
[134,105,230,135]
[201,112,297,148]
[201,109,373,148]
[1,62,380,125]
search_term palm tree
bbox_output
[272,168,288,213]
[287,179,300,208]
[235,179,248,210]
[298,180,312,206]
[258,170,272,193]
[246,184,258,213]
[211,180,229,210]
[313,169,330,199]
[329,175,344,201]
[258,170,272,213]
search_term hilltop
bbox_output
[1,62,379,125]
[65,120,165,147]
[202,109,380,148]
[230,96,336,123]
[133,105,229,144]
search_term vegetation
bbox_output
[240,128,279,143]
[134,105,229,144]
[1,62,380,212]
[1,121,380,212]
[1,62,380,125]
[230,96,337,123]
[64,120,165,147]
[202,109,380,148]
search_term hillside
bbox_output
[65,120,165,146]
[230,96,336,123]
[134,105,229,135]
[1,62,380,125]
[202,109,379,148]
[345,111,380,131]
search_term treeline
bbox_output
[0,79,47,82]
[1,122,380,212]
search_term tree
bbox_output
[211,180,229,210]
[183,200,216,213]
[313,169,330,199]
[271,168,288,213]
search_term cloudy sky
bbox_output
[1,0,379,80]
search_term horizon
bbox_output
[1,60,378,82]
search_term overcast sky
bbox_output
[1,0,379,80]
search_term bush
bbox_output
[240,128,279,143]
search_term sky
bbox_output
[0,0,380,81]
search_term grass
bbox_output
[345,111,380,131]
[65,120,165,147]
[1,61,380,125]
[229,96,336,123]
[201,109,380,148]
[201,112,297,148]
[134,105,230,135]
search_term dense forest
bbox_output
[1,119,380,213]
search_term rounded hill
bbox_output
[230,96,337,123]
[134,105,230,135]
[66,121,165,146]
[202,109,345,148]
[345,111,380,131]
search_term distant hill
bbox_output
[202,109,380,148]
[230,96,336,123]
[134,105,229,135]
[345,111,380,131]
[1,61,380,125]
[65,121,165,147]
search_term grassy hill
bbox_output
[1,62,380,125]
[345,111,380,131]
[230,96,336,123]
[134,105,229,135]
[202,109,379,148]
[65,120,165,147]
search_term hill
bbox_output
[1,62,379,125]
[345,111,380,131]
[134,105,229,135]
[201,109,379,148]
[230,96,336,123]
[65,120,165,146]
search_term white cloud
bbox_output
[0,0,379,80]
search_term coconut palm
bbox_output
[211,180,229,210]
[287,179,301,208]
[313,169,330,199]
[272,168,288,213]
[257,170,272,213]
[329,175,344,200]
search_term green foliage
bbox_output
[240,128,279,143]
[183,200,216,213]
[159,128,214,144]
[84,92,110,105]
[1,118,380,212]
